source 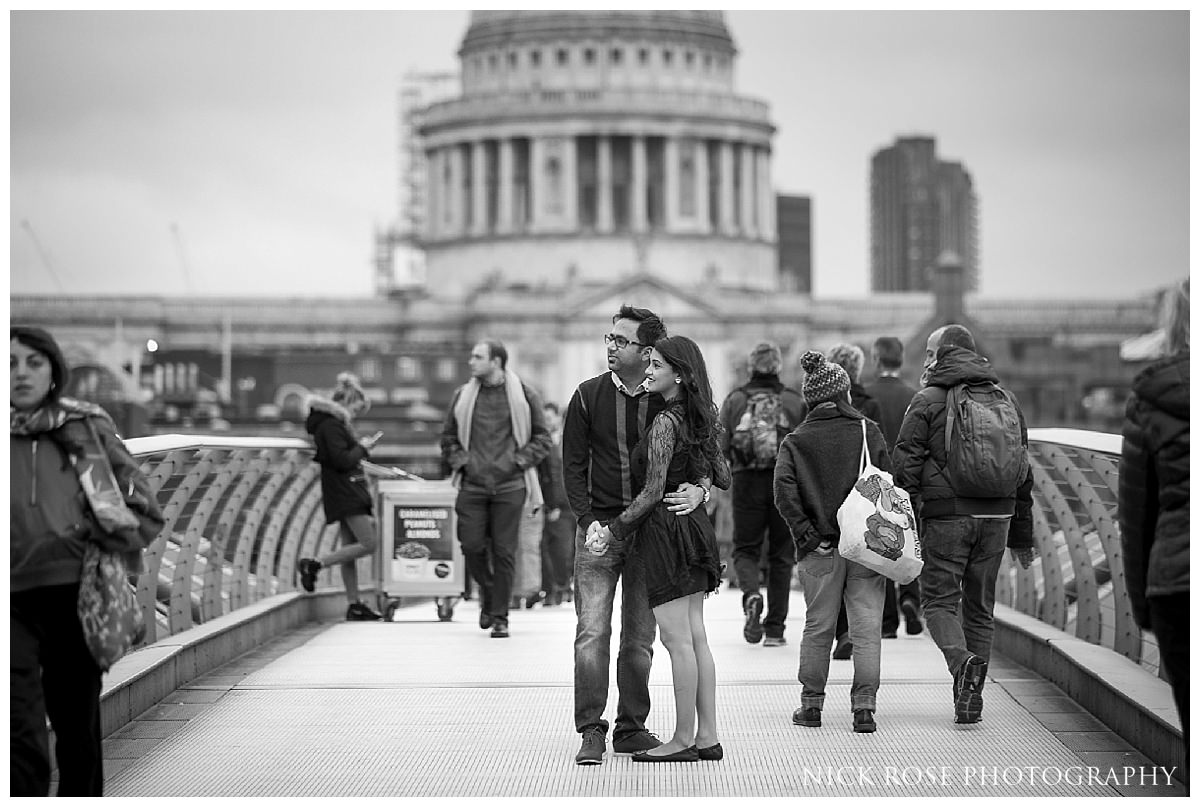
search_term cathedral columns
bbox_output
[631,134,648,232]
[596,134,614,233]
[739,142,757,239]
[471,140,487,237]
[694,138,710,234]
[757,146,775,241]
[664,136,680,231]
[718,141,735,235]
[497,137,514,234]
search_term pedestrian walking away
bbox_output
[718,341,805,647]
[538,401,575,607]
[893,324,1035,725]
[11,326,164,796]
[298,372,387,621]
[590,335,731,762]
[774,350,890,734]
[440,339,552,639]
[863,335,923,639]
[563,305,709,765]
[1118,278,1189,779]
[825,342,885,660]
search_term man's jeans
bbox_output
[731,469,796,638]
[919,516,1009,675]
[796,549,885,712]
[455,487,526,620]
[573,524,656,740]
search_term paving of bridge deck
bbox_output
[99,587,1184,798]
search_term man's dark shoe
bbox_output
[742,592,765,643]
[297,558,321,593]
[763,635,787,647]
[490,618,509,638]
[832,634,853,660]
[792,706,822,727]
[346,601,382,621]
[853,709,877,733]
[901,598,924,635]
[612,730,661,754]
[882,629,898,639]
[575,726,606,765]
[954,655,988,723]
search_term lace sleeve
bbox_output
[608,413,677,541]
[708,444,732,490]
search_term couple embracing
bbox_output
[564,305,731,765]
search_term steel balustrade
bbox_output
[995,428,1159,676]
[121,430,1158,676]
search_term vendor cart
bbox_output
[368,463,466,622]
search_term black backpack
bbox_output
[943,382,1029,497]
[730,388,793,469]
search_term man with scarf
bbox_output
[440,339,552,638]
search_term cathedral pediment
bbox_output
[563,273,722,321]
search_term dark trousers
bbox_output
[455,486,526,620]
[1149,593,1189,772]
[11,584,104,797]
[540,512,575,592]
[881,578,922,634]
[731,470,796,638]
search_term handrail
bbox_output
[996,428,1161,676]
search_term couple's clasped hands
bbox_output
[585,483,707,556]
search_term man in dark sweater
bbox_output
[441,339,552,639]
[718,342,806,647]
[863,336,923,638]
[563,305,707,765]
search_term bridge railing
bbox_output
[122,435,348,647]
[123,430,1158,676]
[995,428,1160,676]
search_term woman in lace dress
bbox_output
[591,335,731,762]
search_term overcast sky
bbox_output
[9,9,1189,300]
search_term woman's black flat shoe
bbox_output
[691,743,723,761]
[631,747,699,763]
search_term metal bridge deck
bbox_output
[97,586,1184,797]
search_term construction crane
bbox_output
[20,220,66,293]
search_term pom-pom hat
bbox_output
[800,350,850,406]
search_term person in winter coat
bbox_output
[893,324,1035,725]
[538,401,575,607]
[297,373,384,621]
[11,325,163,796]
[774,351,891,735]
[1119,278,1189,756]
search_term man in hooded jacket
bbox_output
[893,324,1034,725]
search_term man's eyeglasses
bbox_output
[604,333,646,350]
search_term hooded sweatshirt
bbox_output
[892,346,1034,548]
[1118,352,1190,625]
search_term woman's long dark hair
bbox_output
[653,335,723,474]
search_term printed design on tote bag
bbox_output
[854,473,918,561]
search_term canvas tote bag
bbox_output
[836,419,923,584]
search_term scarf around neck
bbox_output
[11,397,142,535]
[452,368,543,511]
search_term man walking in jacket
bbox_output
[441,339,552,639]
[718,342,806,646]
[563,305,708,765]
[893,324,1035,724]
[864,336,923,638]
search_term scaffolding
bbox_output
[375,70,458,296]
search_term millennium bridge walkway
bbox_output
[72,430,1185,797]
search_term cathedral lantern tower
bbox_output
[411,10,777,298]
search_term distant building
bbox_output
[776,194,811,293]
[871,135,979,292]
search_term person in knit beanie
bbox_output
[775,348,892,734]
[801,350,851,406]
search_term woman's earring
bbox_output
[674,377,681,384]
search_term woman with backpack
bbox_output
[774,350,891,734]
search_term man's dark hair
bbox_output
[934,324,976,352]
[613,304,666,347]
[481,339,508,370]
[873,336,904,369]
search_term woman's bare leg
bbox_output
[647,596,697,755]
[689,592,719,749]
